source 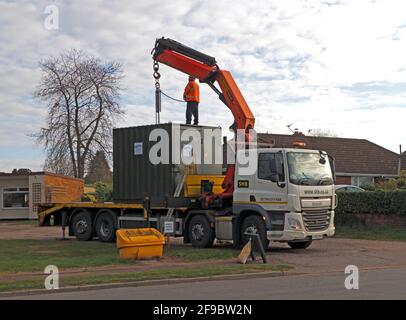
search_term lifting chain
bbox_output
[152,60,186,124]
[153,60,161,89]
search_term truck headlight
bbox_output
[288,217,303,230]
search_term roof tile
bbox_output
[258,133,399,176]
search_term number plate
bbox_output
[238,180,249,188]
[312,234,323,240]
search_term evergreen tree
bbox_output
[85,151,112,184]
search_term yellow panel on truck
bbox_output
[184,175,225,197]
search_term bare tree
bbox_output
[34,49,124,178]
[307,128,338,137]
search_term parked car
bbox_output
[335,185,365,192]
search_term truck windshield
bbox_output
[287,152,333,186]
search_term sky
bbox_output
[1,0,406,172]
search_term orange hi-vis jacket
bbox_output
[183,81,200,102]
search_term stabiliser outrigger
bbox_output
[152,37,255,208]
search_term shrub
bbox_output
[93,182,113,202]
[336,190,406,216]
[374,170,406,190]
[361,184,376,191]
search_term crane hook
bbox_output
[153,60,161,124]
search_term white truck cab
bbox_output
[232,148,336,249]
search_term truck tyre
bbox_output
[241,215,269,251]
[188,215,215,248]
[288,240,312,249]
[71,210,93,241]
[95,211,117,243]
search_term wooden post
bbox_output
[143,197,150,228]
[166,235,171,252]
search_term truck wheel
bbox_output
[71,210,93,241]
[95,211,117,243]
[188,215,215,248]
[288,240,312,249]
[241,215,269,251]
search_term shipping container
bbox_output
[113,123,223,202]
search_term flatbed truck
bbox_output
[39,147,336,250]
[38,38,336,250]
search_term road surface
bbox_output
[6,266,406,300]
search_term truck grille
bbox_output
[302,210,331,232]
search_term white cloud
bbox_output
[0,157,43,173]
[1,0,406,172]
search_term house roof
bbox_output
[0,171,83,182]
[401,152,406,171]
[257,133,400,176]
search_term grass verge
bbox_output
[167,245,239,261]
[335,224,406,242]
[0,264,291,293]
[0,240,131,273]
[0,240,240,273]
[0,239,291,293]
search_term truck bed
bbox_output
[37,199,192,226]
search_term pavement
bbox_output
[269,237,406,274]
[0,221,60,240]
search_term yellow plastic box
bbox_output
[116,228,165,260]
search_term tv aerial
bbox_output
[286,123,297,133]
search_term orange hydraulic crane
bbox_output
[152,37,255,200]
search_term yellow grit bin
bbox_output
[116,228,165,260]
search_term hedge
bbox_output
[335,190,406,216]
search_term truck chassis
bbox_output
[38,198,297,250]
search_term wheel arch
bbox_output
[233,204,272,227]
[232,204,271,247]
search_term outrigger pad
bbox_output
[242,232,268,264]
[238,239,252,264]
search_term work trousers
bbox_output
[186,101,199,125]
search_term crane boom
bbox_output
[152,37,255,197]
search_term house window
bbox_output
[351,176,374,187]
[3,187,29,208]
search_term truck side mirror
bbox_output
[328,155,336,183]
[270,158,277,172]
[269,156,285,188]
[269,173,279,183]
[269,159,279,183]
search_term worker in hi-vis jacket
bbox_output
[183,76,200,125]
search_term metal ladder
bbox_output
[166,173,186,219]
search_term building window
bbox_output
[31,183,42,215]
[351,176,374,187]
[3,187,29,208]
